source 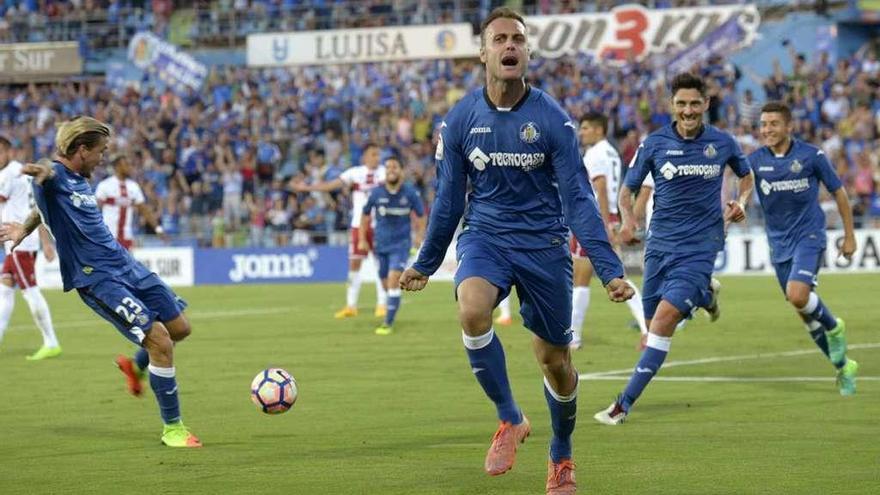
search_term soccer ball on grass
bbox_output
[250,368,298,414]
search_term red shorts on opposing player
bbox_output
[1,251,38,288]
[349,226,374,258]
[569,214,620,259]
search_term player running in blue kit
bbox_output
[399,8,633,494]
[0,117,201,447]
[594,73,755,425]
[359,156,425,336]
[749,101,858,395]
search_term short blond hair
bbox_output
[55,116,112,158]
[479,7,526,47]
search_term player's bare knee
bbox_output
[459,305,493,334]
[787,287,809,309]
[539,353,570,378]
[165,314,192,342]
[649,311,679,337]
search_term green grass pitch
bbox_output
[0,274,877,494]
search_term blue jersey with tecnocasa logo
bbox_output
[362,183,424,254]
[413,86,623,284]
[32,161,137,291]
[748,139,842,263]
[624,123,751,254]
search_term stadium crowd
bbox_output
[0,0,804,47]
[1,14,879,247]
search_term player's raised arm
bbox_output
[292,176,346,193]
[402,122,467,290]
[549,119,627,295]
[21,158,56,185]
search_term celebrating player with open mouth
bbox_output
[400,7,633,494]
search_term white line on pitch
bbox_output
[583,376,880,382]
[580,342,880,379]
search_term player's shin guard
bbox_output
[620,333,671,411]
[22,287,59,348]
[385,288,401,326]
[148,364,181,424]
[463,328,521,424]
[133,347,150,371]
[543,375,577,463]
[0,284,14,343]
[346,270,362,308]
[624,281,647,334]
[798,292,837,331]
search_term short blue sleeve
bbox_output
[813,149,842,193]
[726,135,751,178]
[624,140,652,190]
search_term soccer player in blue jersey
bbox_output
[399,8,633,494]
[594,73,755,425]
[0,117,201,447]
[749,101,858,395]
[358,156,425,336]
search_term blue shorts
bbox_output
[772,245,823,292]
[77,264,188,345]
[642,249,716,320]
[376,247,409,279]
[454,231,572,346]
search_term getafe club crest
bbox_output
[519,122,540,144]
[703,144,717,159]
[790,159,802,174]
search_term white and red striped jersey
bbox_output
[583,139,622,215]
[339,165,386,228]
[0,160,39,253]
[94,176,145,244]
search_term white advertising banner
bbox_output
[359,245,457,283]
[361,229,880,282]
[716,230,880,275]
[247,5,759,67]
[247,23,478,67]
[132,247,195,287]
[525,4,759,63]
[35,247,194,290]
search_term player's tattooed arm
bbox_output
[0,207,42,251]
[21,208,43,237]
